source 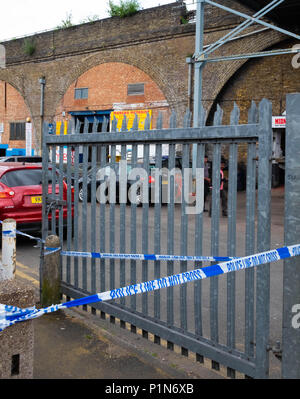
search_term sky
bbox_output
[0,0,195,42]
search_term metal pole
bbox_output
[192,0,205,175]
[39,77,46,156]
[282,93,300,379]
[0,219,16,281]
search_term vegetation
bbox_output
[56,12,73,29]
[108,0,141,18]
[80,14,100,24]
[24,39,36,56]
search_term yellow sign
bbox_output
[56,121,68,135]
[110,110,152,131]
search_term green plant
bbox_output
[24,39,36,56]
[80,14,100,24]
[180,15,188,24]
[56,12,73,29]
[108,0,141,18]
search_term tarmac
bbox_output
[32,302,224,380]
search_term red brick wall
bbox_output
[0,81,32,149]
[55,62,170,128]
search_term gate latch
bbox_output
[46,196,66,214]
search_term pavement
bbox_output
[32,301,224,380]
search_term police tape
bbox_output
[1,242,300,332]
[0,222,241,262]
[57,250,238,263]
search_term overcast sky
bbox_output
[0,0,195,42]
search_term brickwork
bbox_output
[0,1,295,153]
[55,62,170,128]
[0,81,32,149]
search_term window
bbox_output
[127,83,144,96]
[74,88,89,99]
[0,169,44,187]
[9,122,25,140]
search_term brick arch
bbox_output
[54,51,182,120]
[205,36,299,124]
[0,79,38,151]
[203,30,287,119]
[55,59,176,127]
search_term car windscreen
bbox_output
[0,169,44,187]
[17,157,43,163]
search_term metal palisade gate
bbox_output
[41,99,273,379]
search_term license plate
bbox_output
[31,196,42,204]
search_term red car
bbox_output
[0,163,73,235]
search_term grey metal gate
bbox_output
[41,98,273,378]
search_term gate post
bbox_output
[255,99,272,379]
[41,235,61,307]
[282,93,300,378]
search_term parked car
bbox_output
[0,156,43,163]
[0,163,73,235]
[77,161,186,205]
[77,162,149,205]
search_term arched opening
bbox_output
[0,81,35,157]
[55,62,170,132]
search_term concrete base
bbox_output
[0,279,35,379]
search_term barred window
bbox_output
[74,88,89,99]
[9,122,25,140]
[127,83,144,96]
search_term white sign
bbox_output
[0,123,4,133]
[272,116,286,128]
[25,123,32,156]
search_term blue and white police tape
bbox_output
[46,249,238,263]
[1,243,300,332]
[0,220,45,243]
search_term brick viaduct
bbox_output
[0,1,296,152]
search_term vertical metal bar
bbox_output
[194,143,205,337]
[142,143,149,316]
[210,143,221,343]
[245,101,257,358]
[100,145,106,292]
[110,145,116,291]
[120,144,127,306]
[81,139,89,292]
[51,142,56,235]
[255,98,272,378]
[91,144,97,293]
[227,104,239,352]
[66,142,72,286]
[73,143,79,289]
[154,143,162,320]
[58,140,64,284]
[192,0,206,175]
[180,143,189,331]
[282,93,300,379]
[130,143,137,310]
[167,143,175,327]
[245,142,256,357]
[58,132,64,249]
[41,122,50,301]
